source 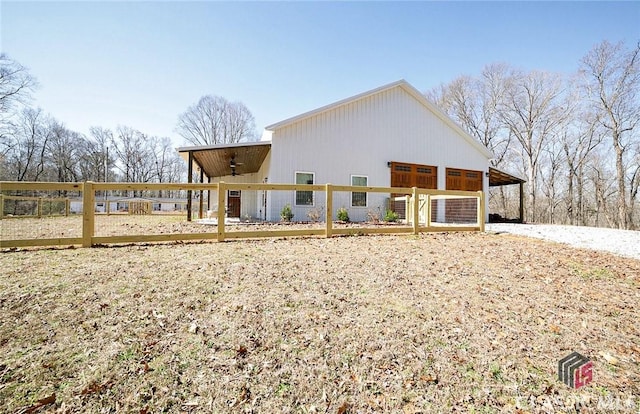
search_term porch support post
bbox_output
[187,151,193,222]
[519,182,524,223]
[207,176,211,211]
[199,167,204,219]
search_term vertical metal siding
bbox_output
[267,85,490,221]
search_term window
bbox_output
[351,175,367,207]
[295,172,314,206]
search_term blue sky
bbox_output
[2,1,639,145]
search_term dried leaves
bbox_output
[1,233,639,412]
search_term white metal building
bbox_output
[178,80,502,222]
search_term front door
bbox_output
[227,190,241,218]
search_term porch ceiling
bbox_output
[177,141,271,178]
[489,167,526,187]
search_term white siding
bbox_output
[266,86,490,221]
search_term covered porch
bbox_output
[177,141,271,221]
[487,167,526,223]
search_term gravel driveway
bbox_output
[486,223,640,260]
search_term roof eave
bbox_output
[176,140,272,153]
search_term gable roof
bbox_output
[265,79,493,159]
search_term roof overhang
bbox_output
[176,141,271,178]
[489,167,526,187]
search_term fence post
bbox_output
[412,187,419,235]
[425,193,431,229]
[325,184,333,238]
[217,182,226,242]
[38,197,43,218]
[478,191,485,232]
[82,181,95,247]
[0,194,3,220]
[65,198,70,216]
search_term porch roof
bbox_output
[488,167,526,187]
[176,141,271,178]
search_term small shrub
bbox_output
[280,204,294,222]
[336,207,350,222]
[366,207,381,223]
[307,205,324,222]
[383,209,399,222]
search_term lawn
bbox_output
[1,232,638,413]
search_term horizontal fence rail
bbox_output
[1,181,484,248]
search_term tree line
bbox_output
[428,40,639,230]
[0,53,257,189]
[1,40,638,229]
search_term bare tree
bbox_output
[110,126,155,186]
[46,120,86,182]
[427,63,512,166]
[176,95,257,145]
[580,40,640,229]
[499,69,567,222]
[0,54,38,118]
[560,87,604,225]
[1,107,50,181]
[80,127,114,182]
[148,135,186,196]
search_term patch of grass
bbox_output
[569,262,615,280]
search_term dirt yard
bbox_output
[1,232,639,413]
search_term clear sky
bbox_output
[1,1,639,146]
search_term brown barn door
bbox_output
[445,168,482,223]
[390,162,437,219]
[227,190,241,218]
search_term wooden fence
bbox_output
[0,194,71,219]
[0,181,484,248]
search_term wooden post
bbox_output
[199,167,204,219]
[478,191,485,232]
[519,182,524,223]
[217,181,225,242]
[325,184,333,238]
[65,198,70,216]
[0,194,4,220]
[412,187,419,234]
[37,197,43,218]
[426,194,431,229]
[82,181,95,247]
[187,151,193,222]
[207,176,211,211]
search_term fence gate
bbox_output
[390,162,437,219]
[129,201,151,215]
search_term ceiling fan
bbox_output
[230,155,244,176]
